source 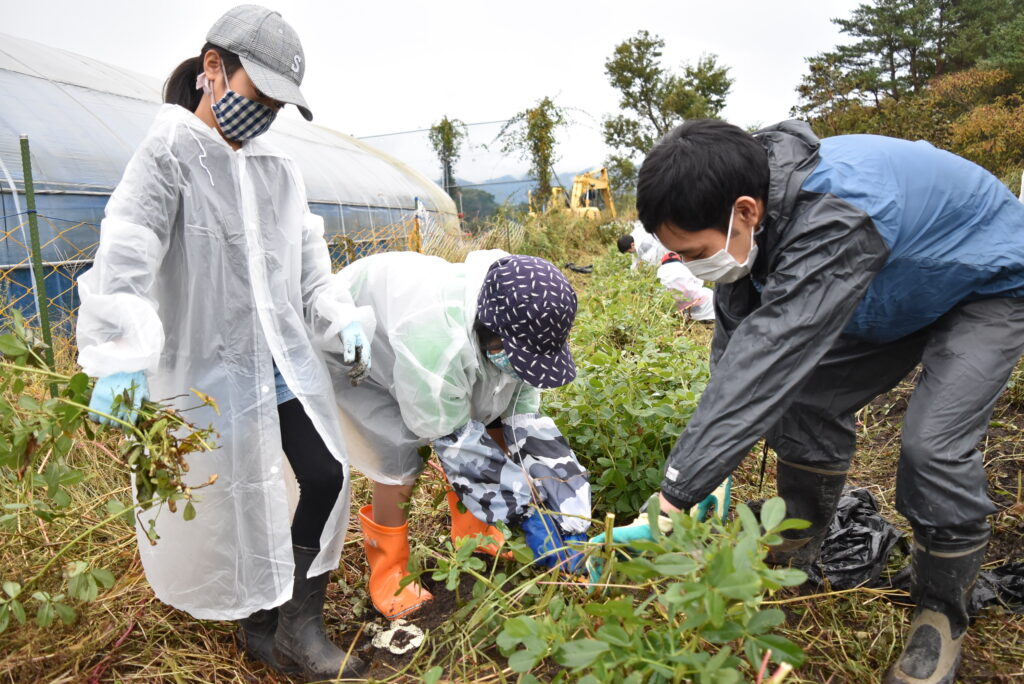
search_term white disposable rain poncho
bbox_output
[330,249,540,485]
[657,259,716,321]
[630,221,669,269]
[329,249,590,532]
[76,105,372,621]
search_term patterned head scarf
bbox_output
[476,255,578,389]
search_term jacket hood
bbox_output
[753,120,821,233]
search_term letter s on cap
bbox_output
[292,55,302,73]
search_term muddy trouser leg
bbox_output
[886,298,1024,684]
[764,331,927,566]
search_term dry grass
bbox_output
[2,218,1021,682]
[726,366,1024,683]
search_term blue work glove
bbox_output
[587,506,673,584]
[589,507,674,546]
[340,321,371,385]
[521,511,587,574]
[693,476,732,523]
[587,479,733,584]
[88,371,149,427]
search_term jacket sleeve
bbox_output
[661,197,890,508]
[292,165,375,352]
[76,132,180,376]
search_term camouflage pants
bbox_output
[434,413,591,534]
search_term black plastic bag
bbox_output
[753,488,1024,614]
[807,488,904,590]
[969,562,1024,614]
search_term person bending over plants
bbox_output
[617,221,668,270]
[603,118,1024,684]
[657,251,715,321]
[329,250,591,620]
[619,226,715,321]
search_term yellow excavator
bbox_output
[528,167,617,220]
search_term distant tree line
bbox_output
[427,1,1024,224]
[795,0,1024,185]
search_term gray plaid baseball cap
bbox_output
[207,5,312,120]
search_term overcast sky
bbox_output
[1,0,860,183]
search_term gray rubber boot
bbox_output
[884,534,987,684]
[236,607,301,675]
[273,545,368,681]
[765,459,848,568]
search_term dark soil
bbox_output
[340,555,502,680]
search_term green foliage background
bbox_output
[546,250,710,515]
[795,0,1024,186]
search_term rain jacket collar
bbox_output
[751,120,822,282]
[160,104,286,159]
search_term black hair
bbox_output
[473,318,502,351]
[616,234,634,253]
[637,119,769,234]
[164,42,243,112]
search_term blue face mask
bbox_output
[486,350,520,378]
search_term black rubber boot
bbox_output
[765,459,848,568]
[884,531,987,684]
[273,545,367,681]
[236,607,301,675]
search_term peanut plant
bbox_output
[0,311,216,632]
[408,496,807,682]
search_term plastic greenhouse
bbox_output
[0,33,459,324]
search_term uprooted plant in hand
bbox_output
[0,310,216,632]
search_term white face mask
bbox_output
[684,207,758,283]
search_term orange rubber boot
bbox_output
[358,505,433,620]
[446,490,513,559]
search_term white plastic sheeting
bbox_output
[0,33,458,241]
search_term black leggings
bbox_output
[278,399,345,549]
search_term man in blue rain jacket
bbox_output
[619,119,1024,684]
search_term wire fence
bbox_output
[0,207,526,344]
[0,212,100,336]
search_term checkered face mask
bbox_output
[199,64,277,142]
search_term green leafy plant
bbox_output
[495,497,807,683]
[0,310,216,632]
[546,252,710,515]
[428,115,467,201]
[498,96,568,204]
[406,494,807,683]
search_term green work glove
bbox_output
[587,503,673,584]
[587,476,733,584]
[691,475,732,523]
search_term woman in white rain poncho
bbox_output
[329,250,592,619]
[77,6,367,680]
